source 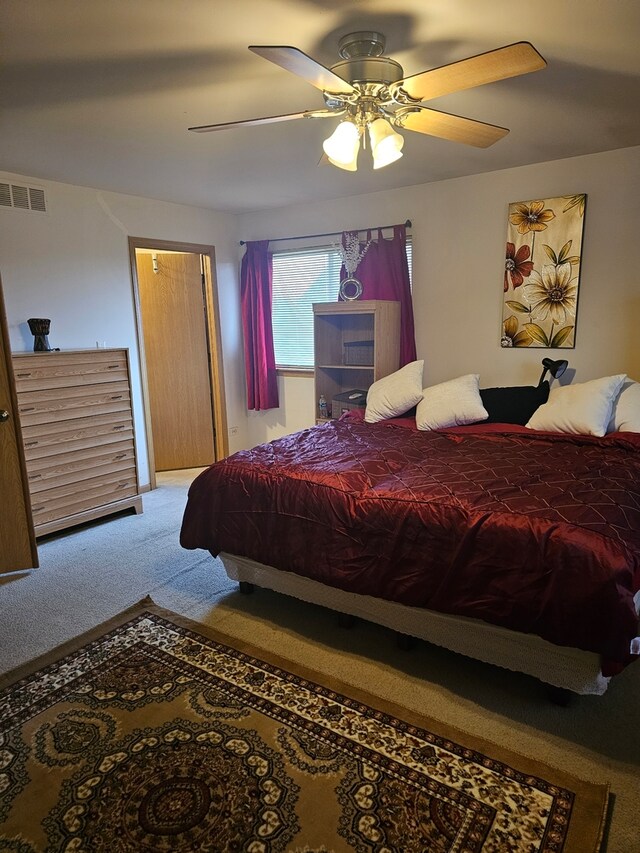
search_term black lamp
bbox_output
[538,357,569,386]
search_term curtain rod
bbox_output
[239,219,411,246]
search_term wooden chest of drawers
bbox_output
[12,348,142,536]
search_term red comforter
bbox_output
[180,416,640,671]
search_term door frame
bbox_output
[128,237,228,489]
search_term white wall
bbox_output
[2,147,638,466]
[240,146,640,447]
[0,172,247,486]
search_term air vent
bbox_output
[11,184,29,209]
[29,187,46,212]
[0,182,48,213]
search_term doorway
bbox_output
[129,238,228,489]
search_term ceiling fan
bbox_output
[189,31,546,171]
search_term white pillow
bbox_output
[607,379,640,433]
[416,374,488,431]
[526,374,627,437]
[365,360,424,423]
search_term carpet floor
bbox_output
[0,600,608,852]
[0,469,638,851]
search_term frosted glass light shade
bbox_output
[327,152,359,171]
[369,118,404,169]
[323,121,360,171]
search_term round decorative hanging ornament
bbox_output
[338,277,363,301]
[337,232,370,300]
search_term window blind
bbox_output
[272,246,342,368]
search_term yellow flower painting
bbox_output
[502,194,586,348]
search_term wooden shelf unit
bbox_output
[313,300,401,420]
[12,348,142,536]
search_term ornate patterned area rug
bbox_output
[0,599,608,852]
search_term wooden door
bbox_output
[0,276,38,572]
[136,252,215,470]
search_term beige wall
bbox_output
[240,146,640,447]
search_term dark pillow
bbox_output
[479,382,549,425]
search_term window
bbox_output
[272,239,412,369]
[271,247,341,369]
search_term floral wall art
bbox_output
[502,194,586,348]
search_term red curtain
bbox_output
[240,240,279,410]
[341,224,417,366]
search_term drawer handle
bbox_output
[31,505,44,512]
[16,372,32,378]
[117,482,129,489]
[24,440,39,447]
[29,473,42,480]
[114,453,127,460]
[108,364,119,370]
[21,406,36,412]
[112,425,125,431]
[110,394,123,400]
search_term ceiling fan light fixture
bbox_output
[322,120,360,169]
[368,118,404,169]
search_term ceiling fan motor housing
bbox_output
[332,31,404,86]
[338,31,387,58]
[331,56,404,86]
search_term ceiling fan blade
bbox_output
[249,45,356,96]
[189,108,339,133]
[397,42,546,102]
[396,107,509,148]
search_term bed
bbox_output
[180,409,640,696]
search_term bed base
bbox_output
[220,553,610,696]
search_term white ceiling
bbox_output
[1,0,639,214]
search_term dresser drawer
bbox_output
[13,351,128,392]
[29,468,138,526]
[27,443,137,493]
[16,380,131,426]
[21,412,134,458]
